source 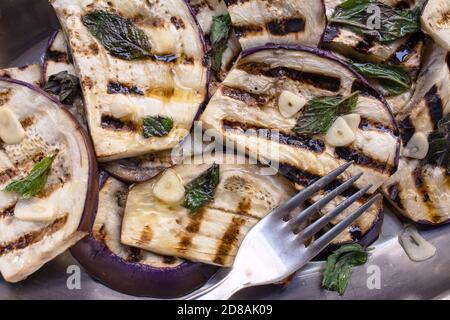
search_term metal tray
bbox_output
[0,0,449,300]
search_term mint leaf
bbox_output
[209,14,232,72]
[293,92,359,136]
[322,244,369,295]
[4,155,56,199]
[183,163,220,214]
[142,116,174,138]
[82,11,152,60]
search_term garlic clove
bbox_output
[342,113,361,133]
[398,225,436,262]
[153,169,185,204]
[325,116,356,147]
[278,91,307,118]
[0,108,26,144]
[403,132,429,160]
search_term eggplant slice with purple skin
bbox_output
[322,0,425,115]
[121,154,296,267]
[71,174,217,298]
[0,77,97,282]
[224,0,327,50]
[201,45,399,244]
[43,30,87,129]
[382,41,450,225]
[187,0,242,94]
[50,0,209,162]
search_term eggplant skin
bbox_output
[70,235,217,298]
[71,174,216,298]
[0,77,98,282]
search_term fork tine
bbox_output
[297,184,372,241]
[307,194,382,255]
[286,172,364,229]
[273,161,354,218]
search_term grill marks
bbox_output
[389,33,422,65]
[213,216,246,265]
[424,85,444,128]
[178,208,206,253]
[0,215,68,256]
[335,147,396,175]
[411,167,443,224]
[107,82,144,95]
[234,17,306,38]
[398,116,415,145]
[222,120,325,153]
[221,86,269,106]
[237,63,341,92]
[101,115,136,132]
[0,206,14,219]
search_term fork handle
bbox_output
[194,271,245,300]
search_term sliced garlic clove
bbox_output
[342,113,361,133]
[403,132,429,160]
[108,95,133,119]
[153,169,185,204]
[14,197,56,222]
[278,91,307,118]
[398,225,436,262]
[325,116,356,147]
[0,108,26,144]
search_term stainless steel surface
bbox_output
[189,164,379,299]
[0,0,449,300]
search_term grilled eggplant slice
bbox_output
[188,0,241,87]
[224,0,327,50]
[121,155,295,266]
[0,65,42,87]
[421,0,450,51]
[201,45,398,244]
[323,0,424,67]
[43,30,87,128]
[0,78,97,282]
[382,41,450,224]
[71,175,216,298]
[50,0,209,161]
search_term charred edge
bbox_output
[178,208,206,253]
[101,115,135,132]
[126,247,143,263]
[322,25,340,43]
[234,25,264,38]
[354,38,374,55]
[189,1,214,15]
[359,118,394,133]
[0,206,14,219]
[387,182,403,208]
[349,226,362,242]
[394,0,416,9]
[412,166,424,188]
[424,85,443,129]
[162,256,177,265]
[223,120,325,153]
[170,16,186,30]
[278,164,360,198]
[334,147,396,175]
[266,18,305,36]
[0,216,68,256]
[46,50,69,63]
[213,216,246,265]
[389,33,422,65]
[238,63,341,92]
[221,86,269,106]
[398,116,415,145]
[107,82,144,95]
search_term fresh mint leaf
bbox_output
[45,71,81,105]
[183,163,220,214]
[322,244,369,295]
[330,0,421,43]
[209,14,232,72]
[82,11,152,60]
[348,60,411,96]
[142,116,174,138]
[425,114,450,173]
[293,92,359,136]
[4,155,56,199]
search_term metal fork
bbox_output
[187,162,382,300]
